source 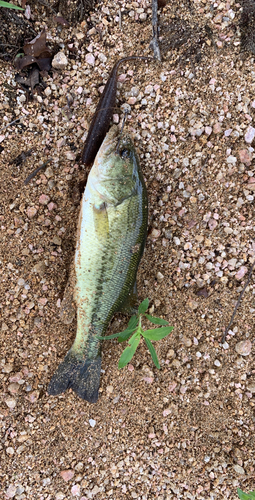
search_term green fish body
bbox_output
[48,126,148,402]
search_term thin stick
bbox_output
[221,259,255,344]
[24,159,52,185]
[0,118,23,132]
[150,0,161,61]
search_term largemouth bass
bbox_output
[48,126,148,403]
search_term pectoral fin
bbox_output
[93,202,109,239]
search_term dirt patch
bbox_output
[0,0,255,499]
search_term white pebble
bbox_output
[245,126,255,144]
[52,52,68,70]
[89,419,96,428]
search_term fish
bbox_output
[48,126,148,403]
[82,56,152,166]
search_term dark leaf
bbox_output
[36,57,52,72]
[15,67,39,91]
[144,338,160,369]
[24,29,48,58]
[15,55,37,70]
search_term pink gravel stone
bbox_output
[239,149,252,166]
[60,470,74,482]
[163,408,171,416]
[235,340,252,356]
[235,266,248,280]
[208,218,218,230]
[204,126,212,136]
[48,202,57,211]
[71,484,81,496]
[213,122,222,134]
[27,206,37,218]
[85,53,95,66]
[39,194,50,205]
[6,485,17,498]
[150,228,161,238]
[168,382,177,392]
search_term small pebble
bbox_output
[39,194,50,205]
[235,340,252,356]
[60,470,74,482]
[244,126,255,144]
[5,397,16,409]
[52,52,68,69]
[89,419,96,428]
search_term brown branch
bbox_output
[24,159,52,185]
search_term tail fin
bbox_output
[47,352,101,403]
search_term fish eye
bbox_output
[120,148,131,159]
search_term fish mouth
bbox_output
[100,126,132,157]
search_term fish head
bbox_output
[90,126,139,205]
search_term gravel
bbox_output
[1,0,255,498]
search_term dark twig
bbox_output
[150,0,161,61]
[221,259,255,344]
[0,118,23,132]
[24,159,52,185]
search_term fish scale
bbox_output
[48,126,148,403]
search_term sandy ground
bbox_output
[1,0,255,499]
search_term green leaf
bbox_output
[118,334,140,369]
[118,329,134,343]
[145,314,169,326]
[138,298,149,315]
[127,315,139,331]
[128,330,140,346]
[142,326,174,341]
[99,315,138,342]
[0,1,24,9]
[144,338,160,369]
[237,489,254,500]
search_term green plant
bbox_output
[98,298,173,369]
[0,1,24,10]
[238,488,255,499]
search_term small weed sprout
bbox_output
[0,1,24,10]
[237,488,255,500]
[98,298,173,369]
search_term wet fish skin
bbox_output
[48,126,148,402]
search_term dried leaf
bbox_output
[15,55,37,70]
[53,16,70,27]
[15,67,39,91]
[36,57,52,71]
[24,29,49,58]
